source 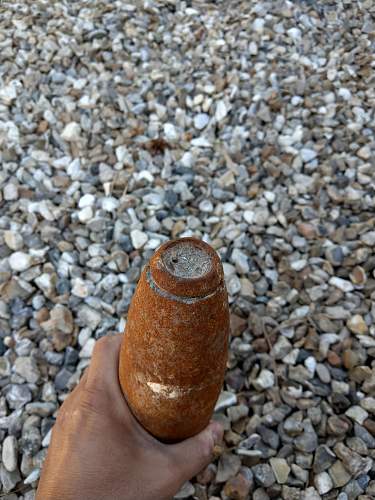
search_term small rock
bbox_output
[55,368,74,391]
[77,305,101,331]
[41,304,74,351]
[3,183,18,200]
[334,442,373,477]
[252,464,275,488]
[130,229,148,249]
[361,397,375,415]
[347,315,368,335]
[71,278,90,298]
[243,210,255,224]
[325,246,344,266]
[344,479,364,498]
[0,357,11,377]
[198,199,213,212]
[349,266,367,286]
[345,406,368,426]
[217,453,242,483]
[227,275,241,295]
[329,460,352,488]
[313,445,336,473]
[231,248,249,274]
[0,464,21,494]
[215,100,228,122]
[253,489,269,500]
[174,482,194,498]
[361,231,375,246]
[25,402,56,417]
[2,436,18,472]
[227,404,249,423]
[78,193,95,208]
[194,113,210,130]
[14,357,40,384]
[300,148,317,163]
[8,252,33,272]
[61,122,81,141]
[78,206,93,223]
[4,231,23,251]
[79,338,96,358]
[101,196,119,212]
[163,123,179,141]
[223,469,254,500]
[302,487,321,500]
[316,363,331,383]
[215,391,237,411]
[6,384,32,409]
[295,421,318,453]
[337,494,348,500]
[357,145,371,160]
[343,350,360,370]
[270,458,290,484]
[253,370,275,391]
[24,468,40,485]
[356,423,375,448]
[314,471,333,495]
[329,277,354,293]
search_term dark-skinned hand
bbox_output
[36,335,223,500]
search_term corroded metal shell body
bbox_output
[119,238,229,442]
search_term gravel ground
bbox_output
[1,0,375,498]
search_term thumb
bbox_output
[168,421,223,482]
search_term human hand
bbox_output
[36,334,223,500]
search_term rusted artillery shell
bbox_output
[119,237,229,442]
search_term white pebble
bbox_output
[180,152,194,168]
[4,230,23,250]
[314,472,333,495]
[215,391,237,411]
[78,193,95,208]
[194,113,210,130]
[300,148,317,163]
[8,251,33,272]
[329,277,354,293]
[215,100,228,121]
[61,122,81,141]
[2,435,18,472]
[3,183,18,200]
[288,27,302,40]
[24,468,40,485]
[249,41,258,55]
[78,206,94,223]
[253,18,265,33]
[199,199,213,212]
[164,123,179,141]
[191,137,211,147]
[226,275,241,295]
[72,278,89,298]
[101,196,119,212]
[130,229,148,249]
[243,210,255,224]
[338,88,351,100]
[253,369,275,391]
[79,338,96,358]
[304,356,317,375]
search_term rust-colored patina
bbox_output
[119,237,229,442]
